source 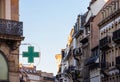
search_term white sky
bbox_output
[19,0,90,75]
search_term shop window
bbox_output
[0,53,8,81]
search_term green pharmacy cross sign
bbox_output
[22,46,39,63]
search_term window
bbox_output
[0,0,5,18]
[102,12,104,19]
[109,7,111,15]
[106,29,108,32]
[0,53,8,80]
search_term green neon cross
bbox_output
[22,46,39,63]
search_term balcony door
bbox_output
[0,0,5,18]
[0,52,8,81]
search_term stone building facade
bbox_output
[19,65,55,82]
[55,0,120,82]
[99,0,120,82]
[0,0,24,82]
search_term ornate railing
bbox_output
[73,27,84,38]
[100,36,111,50]
[64,66,75,74]
[0,19,23,36]
[80,36,88,45]
[101,73,120,82]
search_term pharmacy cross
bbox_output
[22,46,39,63]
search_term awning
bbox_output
[85,55,99,66]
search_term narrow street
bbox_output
[1,0,120,82]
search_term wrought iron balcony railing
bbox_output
[101,61,111,70]
[100,61,110,76]
[65,66,75,74]
[101,62,106,69]
[73,27,84,38]
[80,35,88,45]
[100,36,111,50]
[0,19,23,36]
[113,29,120,43]
[101,73,120,82]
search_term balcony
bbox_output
[100,36,111,50]
[73,28,84,38]
[85,55,99,70]
[101,61,111,69]
[100,62,110,77]
[80,35,89,45]
[113,29,120,43]
[101,73,120,82]
[68,66,75,72]
[72,70,82,80]
[65,66,75,74]
[0,19,23,40]
[64,66,82,80]
[101,62,106,69]
[63,47,72,61]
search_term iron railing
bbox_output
[100,36,111,50]
[101,73,120,82]
[0,19,23,36]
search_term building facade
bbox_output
[0,0,24,82]
[55,0,120,82]
[20,65,55,82]
[99,0,120,82]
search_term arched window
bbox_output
[0,52,8,81]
